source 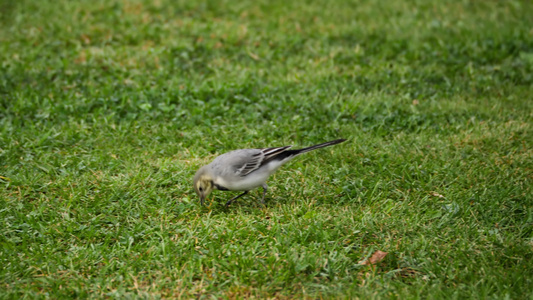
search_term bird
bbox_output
[193,138,346,207]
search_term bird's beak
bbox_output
[200,195,205,206]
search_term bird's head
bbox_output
[193,166,214,205]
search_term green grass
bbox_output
[1,0,532,298]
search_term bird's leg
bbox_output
[225,191,248,207]
[260,184,268,205]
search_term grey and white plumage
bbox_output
[193,139,346,207]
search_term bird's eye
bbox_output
[199,187,203,192]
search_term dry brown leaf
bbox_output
[74,50,87,64]
[431,192,445,198]
[247,50,260,60]
[358,250,388,266]
[81,34,91,45]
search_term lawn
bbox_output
[1,0,532,298]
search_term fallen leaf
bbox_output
[81,34,91,45]
[74,50,87,64]
[247,50,260,60]
[358,250,388,266]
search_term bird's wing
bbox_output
[235,146,292,176]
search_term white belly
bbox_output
[215,168,271,191]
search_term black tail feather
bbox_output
[291,139,347,155]
[264,139,346,164]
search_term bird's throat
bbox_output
[212,180,229,191]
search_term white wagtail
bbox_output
[193,139,346,207]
